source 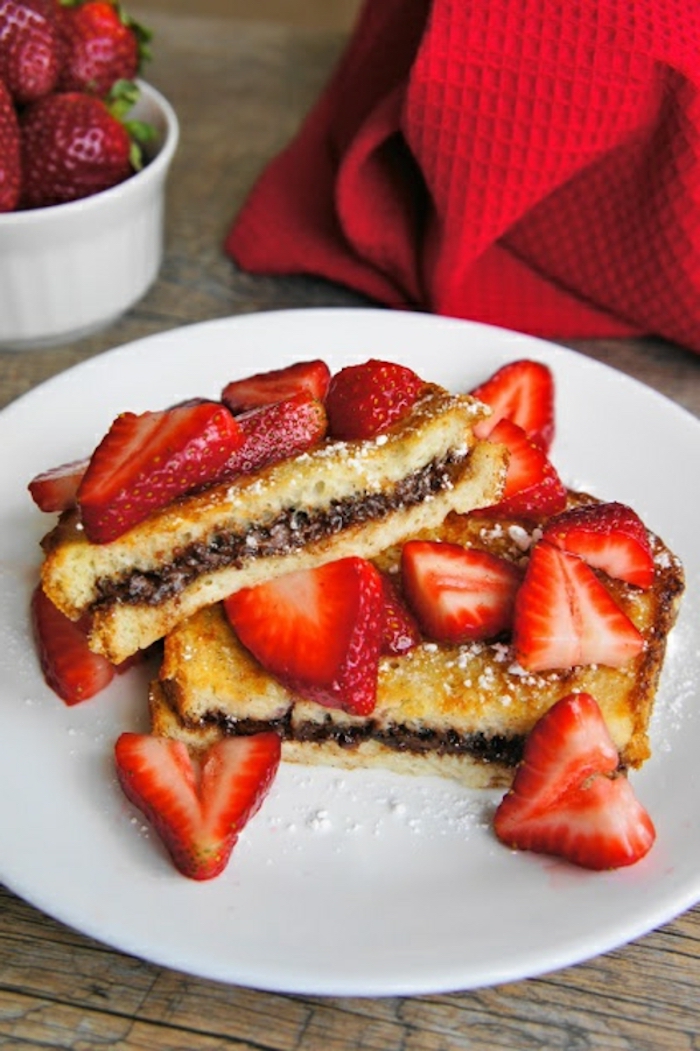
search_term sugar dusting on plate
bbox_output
[253,766,498,859]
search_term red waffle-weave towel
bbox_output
[226,0,700,352]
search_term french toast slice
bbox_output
[149,494,685,789]
[40,384,506,665]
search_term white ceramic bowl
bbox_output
[0,81,179,350]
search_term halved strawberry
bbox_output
[494,692,656,870]
[542,501,655,589]
[471,359,555,451]
[219,393,327,479]
[31,586,115,704]
[28,457,89,512]
[224,557,384,715]
[400,540,522,644]
[115,731,281,880]
[378,570,420,655]
[221,359,331,414]
[483,417,567,518]
[512,541,645,672]
[325,359,426,440]
[77,401,243,544]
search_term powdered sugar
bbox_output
[259,767,496,857]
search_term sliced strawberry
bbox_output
[225,557,384,715]
[325,359,426,440]
[471,359,555,451]
[28,457,89,512]
[542,501,655,589]
[378,570,420,655]
[483,417,567,518]
[218,393,327,479]
[221,359,331,414]
[494,692,656,870]
[115,731,281,880]
[512,541,645,672]
[31,586,115,704]
[77,401,243,544]
[400,539,522,644]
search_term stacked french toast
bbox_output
[29,355,684,880]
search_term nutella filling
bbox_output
[204,709,523,767]
[293,718,524,766]
[94,453,465,609]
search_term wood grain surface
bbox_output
[1,8,699,1049]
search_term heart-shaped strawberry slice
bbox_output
[494,692,656,870]
[115,732,281,880]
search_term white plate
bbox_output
[1,308,698,997]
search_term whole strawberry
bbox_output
[0,76,21,210]
[0,0,61,105]
[325,359,426,440]
[20,85,146,207]
[57,0,151,97]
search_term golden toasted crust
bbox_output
[40,386,505,664]
[149,494,685,787]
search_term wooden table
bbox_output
[2,9,699,1049]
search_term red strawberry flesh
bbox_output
[401,539,522,643]
[513,540,645,671]
[542,501,655,589]
[19,90,134,208]
[57,0,146,97]
[0,0,61,106]
[31,585,115,704]
[0,76,21,210]
[494,692,656,870]
[378,570,420,655]
[471,358,555,451]
[218,393,327,479]
[77,401,243,543]
[28,457,89,512]
[482,417,567,518]
[115,731,281,880]
[225,556,385,715]
[325,359,426,440]
[222,359,331,414]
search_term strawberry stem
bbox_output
[104,81,157,171]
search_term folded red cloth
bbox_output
[226,0,700,352]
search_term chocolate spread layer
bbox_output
[205,709,523,767]
[292,718,524,766]
[94,454,464,609]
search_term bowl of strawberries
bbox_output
[0,0,179,349]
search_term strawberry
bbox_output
[471,359,555,452]
[494,692,656,870]
[221,359,331,415]
[77,400,243,543]
[31,585,115,704]
[482,417,567,518]
[19,88,130,207]
[19,81,152,208]
[57,0,151,97]
[542,501,655,589]
[219,393,327,478]
[115,731,281,880]
[0,0,61,105]
[325,359,426,440]
[512,540,645,672]
[28,456,89,512]
[378,570,420,655]
[225,556,385,715]
[0,75,20,211]
[401,539,522,644]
